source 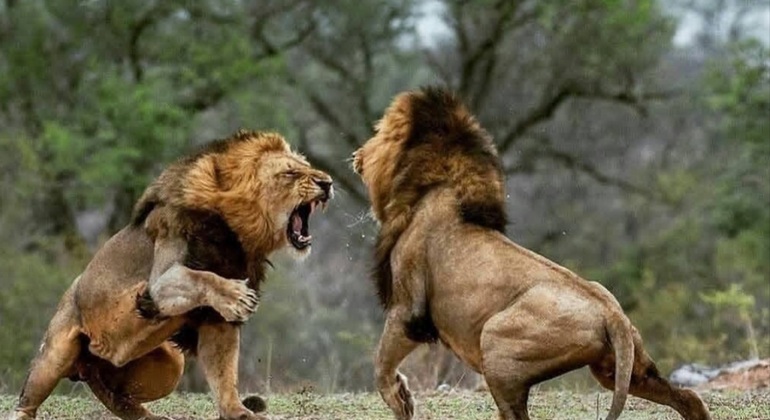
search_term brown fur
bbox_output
[353,87,711,420]
[12,130,333,420]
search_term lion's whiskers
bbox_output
[345,209,374,228]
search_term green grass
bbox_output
[1,389,768,419]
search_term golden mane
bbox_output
[132,131,291,245]
[131,130,288,225]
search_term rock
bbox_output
[670,359,770,390]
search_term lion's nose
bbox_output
[351,150,363,175]
[314,179,332,198]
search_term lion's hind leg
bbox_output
[589,334,711,420]
[13,282,82,420]
[81,342,183,420]
[480,299,605,420]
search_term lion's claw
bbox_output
[208,279,259,322]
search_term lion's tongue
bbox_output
[292,212,302,235]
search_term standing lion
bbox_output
[352,87,711,420]
[11,130,333,420]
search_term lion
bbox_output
[11,130,333,420]
[351,87,711,420]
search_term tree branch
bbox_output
[251,1,315,59]
[255,12,368,150]
[358,33,376,125]
[250,0,308,22]
[179,6,314,114]
[253,19,316,60]
[461,0,518,104]
[498,83,576,153]
[179,85,227,113]
[532,142,656,199]
[128,4,173,83]
[498,83,679,153]
[282,69,363,149]
[305,46,358,84]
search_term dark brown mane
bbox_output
[402,86,507,232]
[373,87,507,309]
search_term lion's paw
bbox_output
[394,372,415,420]
[208,279,259,323]
[8,411,34,420]
[218,406,267,420]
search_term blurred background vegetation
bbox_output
[0,0,768,395]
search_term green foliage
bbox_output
[541,0,674,83]
[701,283,755,315]
[706,40,770,153]
[701,284,760,359]
[0,245,84,390]
[606,37,770,366]
[703,39,770,361]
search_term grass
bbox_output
[1,388,768,419]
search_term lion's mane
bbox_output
[371,87,508,313]
[130,130,291,351]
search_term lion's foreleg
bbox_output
[196,322,265,420]
[375,309,421,420]
[148,263,258,322]
[142,237,257,322]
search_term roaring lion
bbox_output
[352,88,711,420]
[12,130,333,420]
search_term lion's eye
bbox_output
[280,170,300,178]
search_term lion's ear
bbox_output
[130,184,160,226]
[182,155,222,209]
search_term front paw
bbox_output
[208,279,259,322]
[9,411,34,420]
[218,406,267,420]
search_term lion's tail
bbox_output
[604,316,635,420]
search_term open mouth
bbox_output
[287,198,328,250]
